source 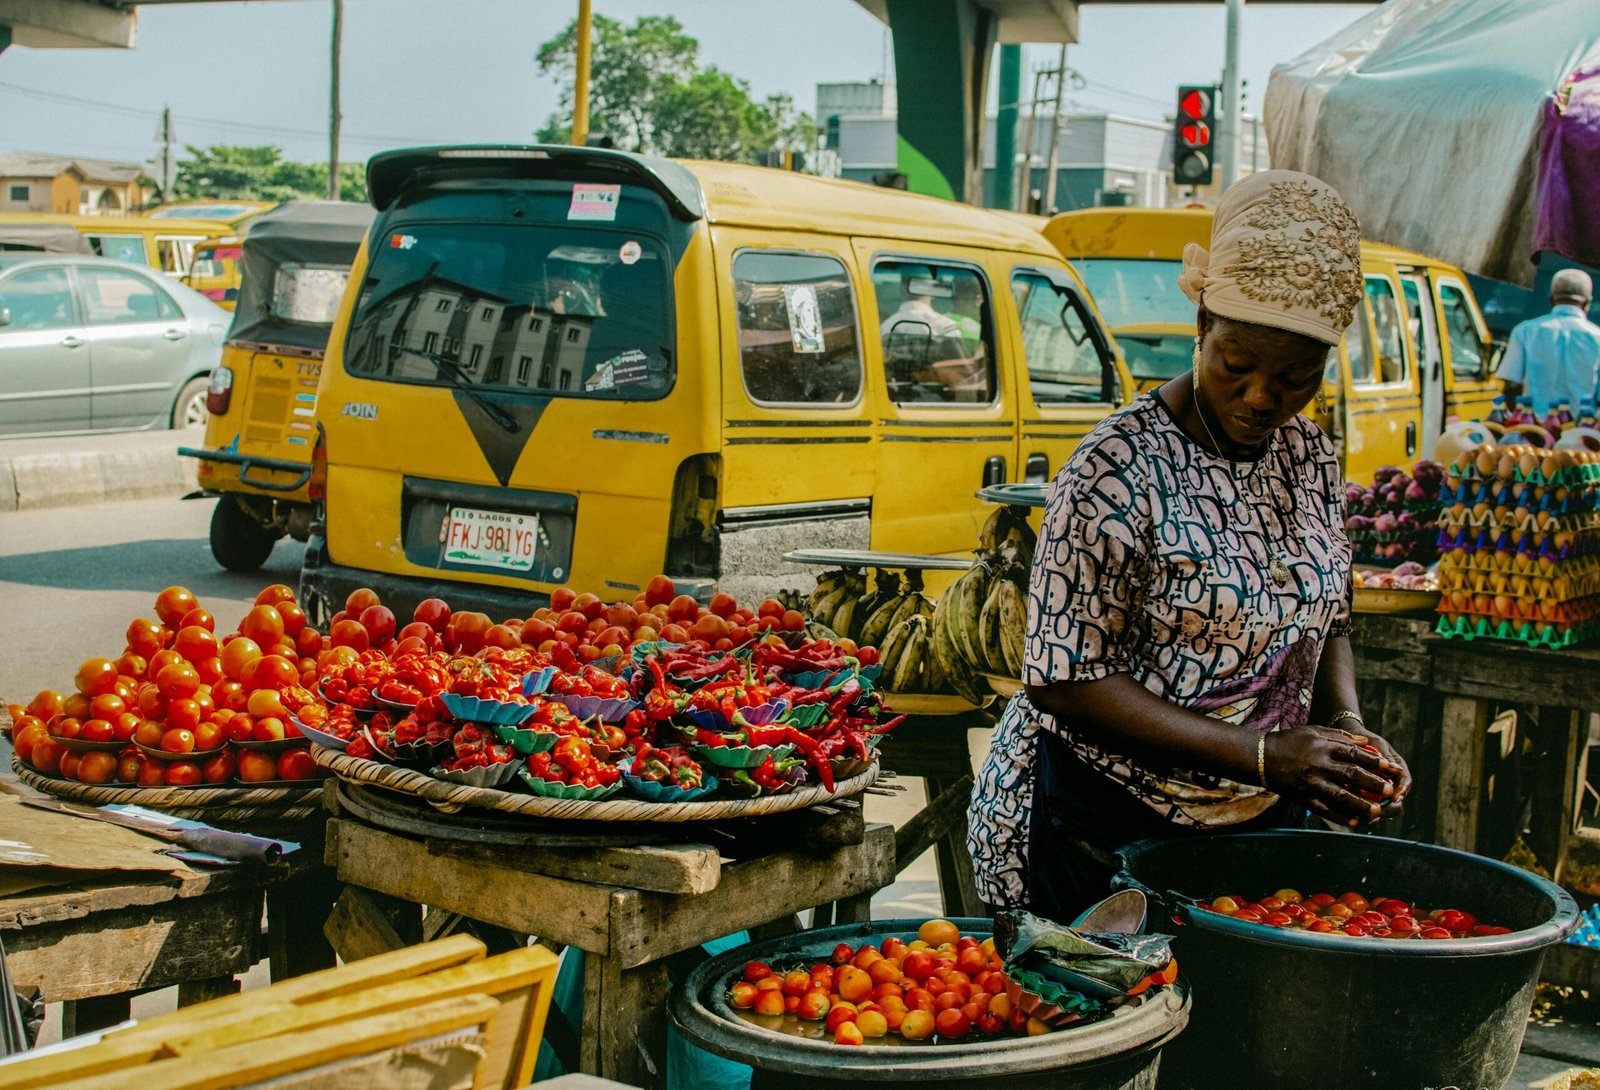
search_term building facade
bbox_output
[0,152,150,215]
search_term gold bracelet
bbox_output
[1329,710,1365,732]
[1257,733,1269,789]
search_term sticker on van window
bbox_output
[619,240,641,266]
[585,349,651,391]
[569,184,621,222]
[783,285,825,354]
[389,233,417,250]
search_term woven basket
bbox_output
[13,757,324,828]
[313,744,878,821]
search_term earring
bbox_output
[1192,338,1203,388]
[1316,386,1330,415]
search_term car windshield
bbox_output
[1068,258,1193,329]
[343,223,673,400]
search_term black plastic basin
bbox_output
[1114,830,1579,1089]
[669,917,1190,1090]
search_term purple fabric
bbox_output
[1534,67,1600,267]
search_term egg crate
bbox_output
[1434,527,1600,561]
[1436,507,1600,535]
[1434,612,1598,649]
[1435,590,1600,623]
[1437,568,1600,602]
[1437,548,1600,577]
[1435,479,1600,513]
[1444,461,1600,488]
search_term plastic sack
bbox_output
[994,908,1173,993]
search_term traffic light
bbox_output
[1173,85,1216,187]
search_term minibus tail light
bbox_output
[308,420,328,502]
[205,366,233,415]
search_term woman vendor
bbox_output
[969,170,1413,919]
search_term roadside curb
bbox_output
[0,429,202,513]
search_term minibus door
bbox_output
[1401,270,1445,459]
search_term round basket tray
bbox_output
[1353,587,1442,615]
[313,744,879,822]
[12,754,323,826]
[881,691,991,716]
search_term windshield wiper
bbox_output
[390,345,521,433]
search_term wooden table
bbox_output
[0,839,332,1037]
[321,784,897,1089]
[1348,613,1600,883]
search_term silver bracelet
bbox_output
[1329,709,1365,731]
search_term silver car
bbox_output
[0,253,228,436]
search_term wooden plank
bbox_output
[894,774,974,870]
[580,953,668,1089]
[1431,643,1600,707]
[4,887,260,1003]
[59,995,130,1039]
[607,823,896,969]
[1436,695,1489,853]
[51,994,502,1090]
[175,976,238,1008]
[1528,706,1582,884]
[433,837,721,896]
[324,885,411,963]
[927,773,985,918]
[114,933,484,1037]
[1349,649,1431,686]
[326,818,615,952]
[266,863,339,981]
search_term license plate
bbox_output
[442,507,539,572]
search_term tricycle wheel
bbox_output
[210,494,280,571]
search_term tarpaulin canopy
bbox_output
[0,223,92,254]
[1265,0,1600,287]
[226,200,375,350]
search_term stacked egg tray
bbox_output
[1434,463,1600,648]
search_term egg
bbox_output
[1475,447,1499,478]
[1519,451,1539,478]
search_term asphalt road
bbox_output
[0,494,306,699]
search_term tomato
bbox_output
[165,625,214,665]
[25,691,63,722]
[1337,892,1370,913]
[163,760,203,787]
[253,716,287,742]
[75,658,119,696]
[154,586,199,626]
[329,619,371,653]
[854,1009,888,1038]
[795,989,831,1021]
[444,611,491,654]
[179,607,216,634]
[116,749,143,784]
[126,618,165,658]
[193,657,224,685]
[824,1003,859,1033]
[201,749,237,784]
[643,575,676,607]
[780,970,811,998]
[146,649,184,680]
[482,624,522,650]
[193,720,227,752]
[752,990,785,1017]
[355,605,395,645]
[155,663,201,700]
[727,982,758,1009]
[659,623,690,644]
[935,1009,972,1039]
[295,627,325,657]
[781,609,806,632]
[409,597,449,632]
[689,615,730,645]
[12,721,47,763]
[159,727,196,754]
[30,738,65,774]
[76,751,117,785]
[237,751,277,782]
[917,919,961,947]
[896,1008,934,1041]
[866,959,902,986]
[277,749,317,780]
[665,595,699,625]
[238,605,284,648]
[247,688,289,719]
[58,751,82,781]
[132,718,164,748]
[705,592,737,619]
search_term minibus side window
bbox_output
[733,251,862,406]
[1010,270,1117,405]
[89,234,147,267]
[1439,283,1488,380]
[1362,277,1409,385]
[872,260,995,405]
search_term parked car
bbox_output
[0,253,229,436]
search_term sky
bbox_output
[0,0,1367,169]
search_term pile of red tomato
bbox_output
[1198,889,1512,939]
[727,919,1047,1046]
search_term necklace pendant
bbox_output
[1270,554,1290,585]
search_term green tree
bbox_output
[173,145,367,203]
[534,14,815,166]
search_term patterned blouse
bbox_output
[968,393,1351,908]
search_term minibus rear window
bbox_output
[343,223,673,400]
[274,263,351,325]
[1069,258,1193,329]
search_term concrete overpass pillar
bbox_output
[884,0,998,203]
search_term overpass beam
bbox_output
[0,0,136,50]
[884,0,998,203]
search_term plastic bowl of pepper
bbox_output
[430,753,523,790]
[554,695,641,723]
[520,665,558,696]
[438,693,537,726]
[683,700,789,733]
[517,768,624,801]
[619,752,719,803]
[716,760,807,798]
[690,741,796,769]
[492,722,560,756]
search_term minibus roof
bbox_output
[368,145,1061,257]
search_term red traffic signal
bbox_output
[1172,84,1217,186]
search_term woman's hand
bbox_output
[1263,725,1403,827]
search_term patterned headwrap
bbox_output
[1177,170,1363,346]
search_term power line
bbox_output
[0,79,444,149]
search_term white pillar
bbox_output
[1221,0,1243,190]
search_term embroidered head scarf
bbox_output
[1177,170,1363,346]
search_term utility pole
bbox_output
[572,0,592,146]
[1016,64,1047,212]
[1042,45,1067,214]
[1220,0,1243,190]
[328,0,343,200]
[153,106,176,202]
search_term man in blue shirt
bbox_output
[1499,269,1600,416]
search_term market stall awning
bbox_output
[1264,0,1600,287]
